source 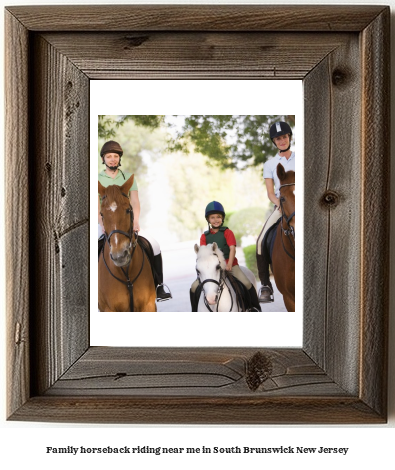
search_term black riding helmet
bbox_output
[269,121,292,153]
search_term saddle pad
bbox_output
[137,236,157,283]
[261,218,281,265]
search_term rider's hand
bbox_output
[226,263,232,271]
[133,220,140,232]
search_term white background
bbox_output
[91,80,304,347]
[1,0,394,469]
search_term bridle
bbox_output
[196,254,234,312]
[100,191,145,312]
[278,182,295,261]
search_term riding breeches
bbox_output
[98,224,161,256]
[256,206,282,255]
[191,264,252,293]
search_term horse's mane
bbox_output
[197,243,227,270]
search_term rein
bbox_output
[100,192,145,312]
[197,254,234,312]
[278,182,295,261]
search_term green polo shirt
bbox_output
[98,170,138,197]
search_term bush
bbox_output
[228,206,267,245]
[243,244,258,278]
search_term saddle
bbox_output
[260,218,281,285]
[193,272,254,312]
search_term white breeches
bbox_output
[256,207,282,255]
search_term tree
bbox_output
[98,115,295,169]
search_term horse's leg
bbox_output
[283,295,295,312]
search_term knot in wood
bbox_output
[321,190,340,208]
[332,68,348,87]
[246,351,273,391]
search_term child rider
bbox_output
[190,201,261,312]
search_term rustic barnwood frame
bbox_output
[5,5,389,423]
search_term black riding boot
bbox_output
[256,252,274,303]
[190,289,198,312]
[98,235,105,259]
[248,286,262,312]
[153,254,172,302]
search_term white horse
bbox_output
[194,242,257,312]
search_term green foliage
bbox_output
[98,119,168,227]
[98,115,165,140]
[228,207,267,245]
[243,245,259,279]
[164,151,238,241]
[98,114,295,169]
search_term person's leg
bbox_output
[190,278,200,312]
[140,233,172,301]
[230,265,261,312]
[98,224,105,259]
[256,207,281,302]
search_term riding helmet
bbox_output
[269,121,293,142]
[205,201,225,220]
[100,140,123,157]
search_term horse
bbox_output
[194,242,258,312]
[271,164,295,311]
[98,175,157,312]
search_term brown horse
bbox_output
[272,164,295,312]
[98,175,157,312]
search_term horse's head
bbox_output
[277,163,295,234]
[98,175,135,267]
[194,242,226,306]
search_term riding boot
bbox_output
[256,252,274,302]
[98,235,105,259]
[153,254,172,302]
[190,289,198,312]
[248,286,262,312]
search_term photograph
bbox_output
[96,114,296,314]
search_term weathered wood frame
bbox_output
[5,5,389,424]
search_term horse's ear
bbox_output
[98,181,106,198]
[212,242,218,252]
[194,243,200,254]
[121,174,135,195]
[277,163,286,182]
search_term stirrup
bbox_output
[156,283,172,302]
[248,306,261,312]
[258,285,274,303]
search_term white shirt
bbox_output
[263,152,295,198]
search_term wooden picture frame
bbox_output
[5,5,389,424]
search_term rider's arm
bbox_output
[265,178,280,209]
[130,190,141,231]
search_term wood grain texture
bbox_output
[42,32,349,80]
[46,347,343,397]
[6,5,386,32]
[29,34,90,395]
[304,35,362,395]
[5,5,389,424]
[5,10,31,419]
[360,10,390,417]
